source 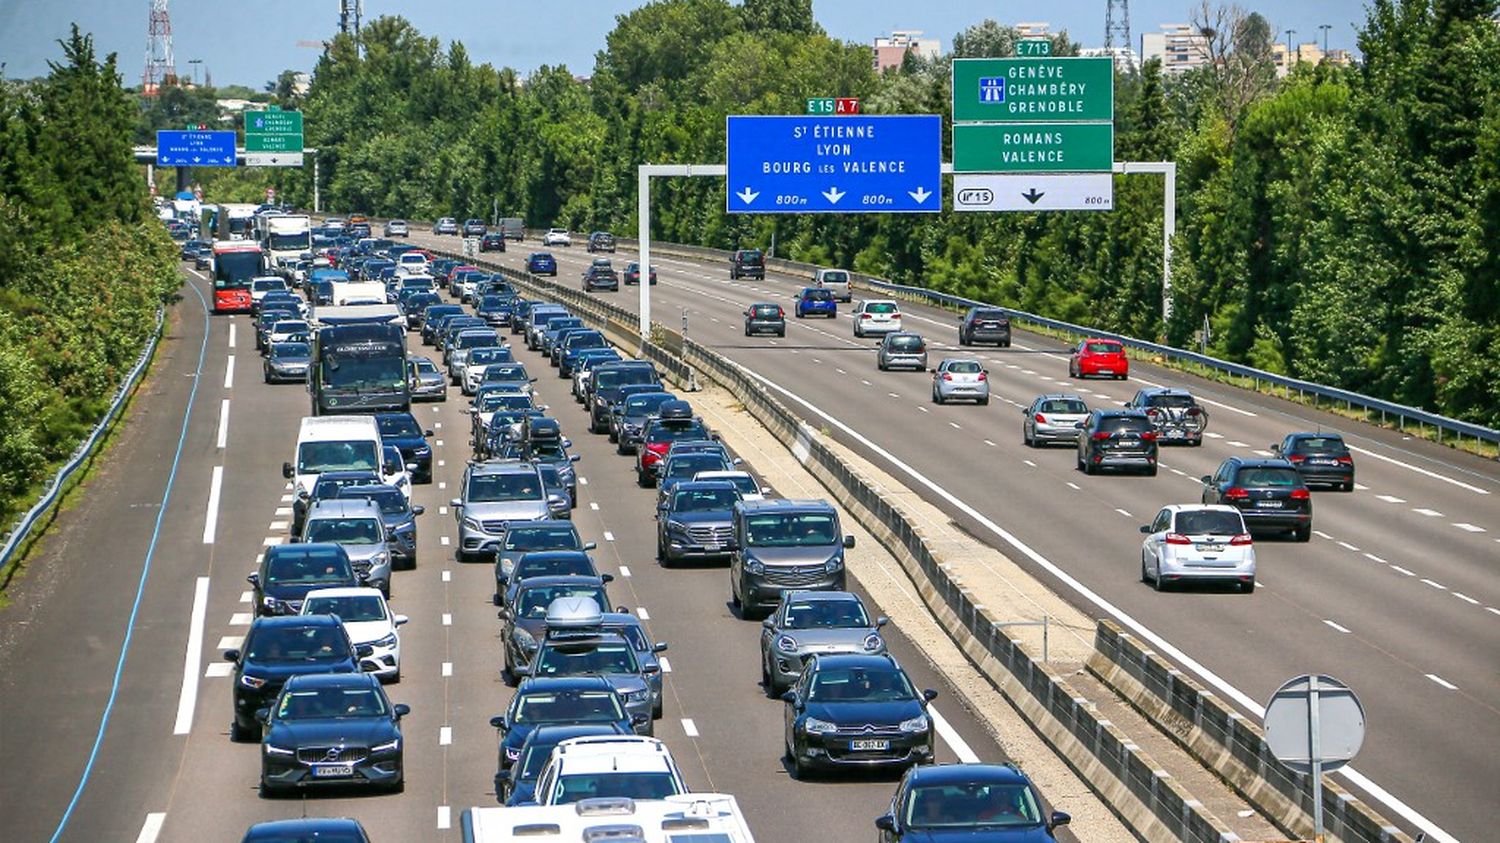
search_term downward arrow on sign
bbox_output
[1021,188,1046,205]
[822,187,845,204]
[736,187,760,204]
[908,187,932,204]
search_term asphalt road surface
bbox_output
[404,231,1500,843]
[0,263,1076,843]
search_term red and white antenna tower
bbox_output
[142,0,178,96]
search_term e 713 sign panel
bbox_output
[726,115,941,214]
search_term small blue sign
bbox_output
[979,77,1006,104]
[156,130,237,167]
[726,115,941,214]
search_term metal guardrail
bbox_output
[0,306,167,580]
[617,237,1500,449]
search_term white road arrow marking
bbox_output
[909,187,932,203]
[822,187,845,204]
[735,187,760,204]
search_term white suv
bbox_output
[853,299,903,337]
[542,228,573,247]
[533,736,687,805]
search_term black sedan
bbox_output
[783,653,936,778]
[624,261,657,285]
[876,762,1070,841]
[582,260,620,292]
[1201,456,1313,541]
[1272,432,1355,491]
[225,614,360,742]
[258,672,408,796]
[489,676,642,772]
[480,232,507,252]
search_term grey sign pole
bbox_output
[1308,675,1325,840]
[1264,674,1365,843]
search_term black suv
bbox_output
[958,307,1012,347]
[588,361,662,433]
[581,259,620,292]
[586,232,616,253]
[1125,387,1207,446]
[1201,457,1313,541]
[225,614,359,742]
[1272,432,1355,491]
[730,249,765,280]
[1076,410,1158,476]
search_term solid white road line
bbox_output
[216,399,230,449]
[1346,444,1490,495]
[1323,620,1352,634]
[223,354,234,389]
[681,718,699,737]
[928,704,980,763]
[201,466,224,544]
[135,812,167,843]
[1426,674,1458,690]
[728,359,1461,843]
[637,607,651,619]
[172,577,211,735]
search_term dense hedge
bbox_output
[0,28,179,527]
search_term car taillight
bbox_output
[1035,414,1047,424]
[1091,431,1112,441]
[1286,454,1306,463]
[1230,533,1253,546]
[942,373,953,381]
[777,308,784,318]
[1290,488,1311,500]
[1336,455,1353,464]
[860,313,872,319]
[1223,487,1250,500]
[1140,431,1158,441]
[977,372,986,381]
[1164,533,1192,545]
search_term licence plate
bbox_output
[1168,430,1185,439]
[1196,544,1223,552]
[1118,439,1139,447]
[312,765,353,778]
[1311,459,1336,465]
[1256,500,1284,508]
[1098,368,1114,374]
[850,739,890,751]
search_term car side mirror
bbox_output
[780,691,798,704]
[282,462,294,479]
[922,688,939,702]
[1139,525,1152,533]
[631,713,649,726]
[760,486,772,494]
[246,573,259,585]
[583,541,597,551]
[490,715,507,730]
[876,616,889,628]
[1048,811,1071,830]
[1121,402,1131,408]
[394,614,409,626]
[762,618,775,629]
[463,407,474,414]
[411,505,426,517]
[255,708,271,725]
[842,535,856,549]
[383,462,400,475]
[512,664,531,678]
[569,454,581,462]
[653,642,669,653]
[875,815,896,832]
[1270,444,1281,453]
[450,499,463,509]
[497,607,513,620]
[1199,475,1212,485]
[392,703,411,719]
[601,574,615,584]
[223,649,241,663]
[731,457,743,466]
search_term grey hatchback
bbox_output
[760,590,886,695]
[743,302,786,337]
[876,332,928,371]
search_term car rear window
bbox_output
[1173,510,1244,535]
[1086,341,1122,353]
[738,250,763,263]
[803,289,832,301]
[1145,393,1197,409]
[1041,399,1088,414]
[866,302,898,314]
[1236,468,1302,487]
[973,309,1008,320]
[752,305,780,317]
[947,361,982,374]
[821,271,849,283]
[1097,416,1151,435]
[889,336,924,351]
[1293,437,1347,454]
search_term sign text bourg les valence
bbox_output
[156,130,237,167]
[244,107,304,166]
[726,115,941,214]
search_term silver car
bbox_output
[408,355,447,402]
[1022,393,1090,447]
[432,217,459,235]
[299,498,393,598]
[931,357,989,405]
[451,462,565,560]
[876,332,928,371]
[759,590,886,695]
[384,219,410,238]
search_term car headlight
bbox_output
[665,519,688,533]
[775,635,798,654]
[261,595,279,610]
[863,633,884,652]
[414,445,431,456]
[239,674,267,690]
[624,688,650,703]
[371,738,401,753]
[369,552,389,568]
[463,516,482,530]
[373,633,398,649]
[899,714,930,734]
[263,743,295,756]
[744,558,765,575]
[803,717,837,735]
[512,627,537,649]
[824,556,844,574]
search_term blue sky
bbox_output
[0,1,1372,88]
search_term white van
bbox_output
[814,268,852,302]
[282,415,386,498]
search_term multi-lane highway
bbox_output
[0,262,1083,842]
[401,231,1500,843]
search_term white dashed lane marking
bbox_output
[637,607,651,619]
[1376,494,1406,503]
[1115,508,1132,518]
[439,726,452,745]
[1323,620,1352,634]
[681,718,699,737]
[604,531,615,542]
[1420,579,1446,590]
[618,566,632,577]
[1452,523,1485,533]
[1413,508,1443,517]
[1426,674,1458,690]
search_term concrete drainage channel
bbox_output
[430,247,1408,843]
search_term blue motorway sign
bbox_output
[726,115,941,214]
[156,130,237,167]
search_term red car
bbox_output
[1069,338,1129,380]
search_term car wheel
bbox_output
[1002,341,1011,348]
[1145,465,1158,477]
[1083,457,1096,476]
[653,699,663,719]
[1152,569,1168,592]
[762,652,776,696]
[258,779,279,799]
[230,719,256,743]
[788,742,809,780]
[1023,428,1033,447]
[1241,578,1256,594]
[390,667,401,684]
[501,655,517,687]
[1068,363,1078,378]
[1140,553,1151,584]
[777,328,785,337]
[978,396,989,406]
[1341,481,1354,492]
[637,469,651,488]
[1294,525,1312,543]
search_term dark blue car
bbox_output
[258,672,407,796]
[500,722,629,805]
[783,653,936,777]
[527,252,558,276]
[375,412,434,484]
[225,614,359,742]
[876,762,1071,841]
[241,817,371,842]
[795,287,838,318]
[490,676,643,774]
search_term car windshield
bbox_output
[746,513,838,547]
[945,361,982,374]
[1293,437,1348,454]
[1237,468,1302,488]
[595,368,657,390]
[866,302,898,314]
[253,279,286,292]
[485,365,529,382]
[272,321,307,333]
[468,472,543,502]
[1174,510,1244,536]
[412,358,439,375]
[470,348,512,365]
[516,555,594,579]
[807,666,915,702]
[802,289,832,301]
[905,783,1043,829]
[535,642,639,676]
[1097,417,1151,436]
[265,549,353,585]
[531,442,569,461]
[646,420,709,442]
[456,332,499,350]
[276,686,386,720]
[339,487,408,516]
[272,342,310,358]
[518,586,607,618]
[302,594,387,623]
[477,393,532,412]
[1085,341,1122,354]
[512,691,624,725]
[298,440,379,473]
[555,773,679,804]
[377,414,422,437]
[1041,399,1088,414]
[673,488,740,512]
[506,527,582,551]
[784,599,870,629]
[245,625,350,661]
[306,517,382,545]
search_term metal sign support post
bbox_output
[1112,161,1177,326]
[1308,675,1326,841]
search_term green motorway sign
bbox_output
[1017,39,1052,57]
[952,123,1114,173]
[245,108,304,165]
[952,57,1113,123]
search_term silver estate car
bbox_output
[876,332,928,371]
[452,462,565,560]
[931,358,989,405]
[408,355,447,402]
[299,498,393,598]
[759,590,886,695]
[1022,393,1091,447]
